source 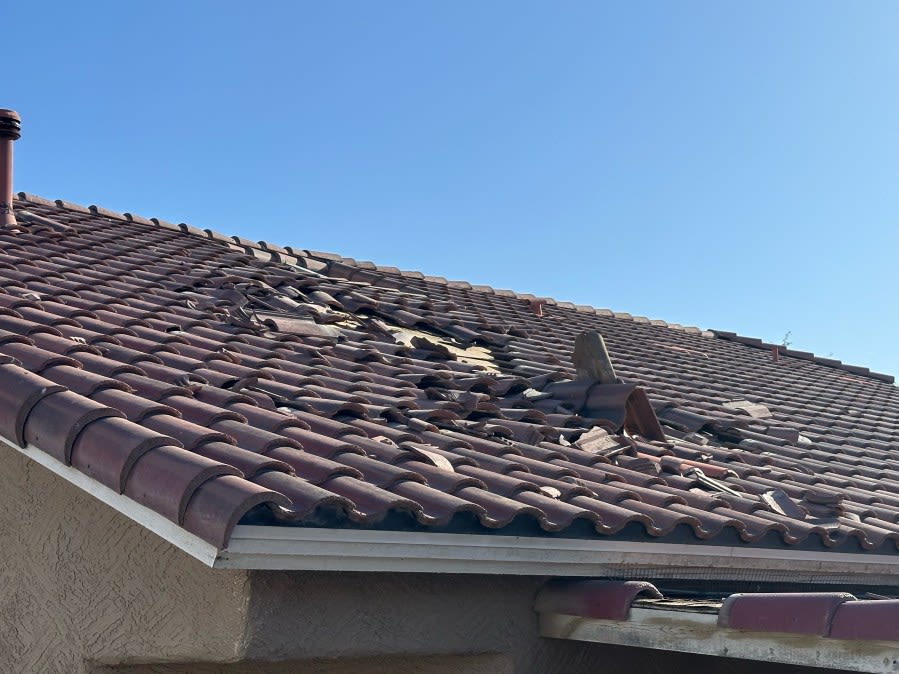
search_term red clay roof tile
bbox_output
[70,417,178,492]
[23,390,123,463]
[718,592,855,636]
[182,474,291,545]
[123,444,241,523]
[535,580,662,620]
[829,599,899,640]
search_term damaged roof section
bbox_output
[0,192,896,553]
[537,580,899,672]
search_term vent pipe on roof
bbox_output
[0,109,22,229]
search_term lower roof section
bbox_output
[539,608,898,673]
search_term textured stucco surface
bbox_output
[240,572,827,674]
[243,570,547,668]
[0,445,252,673]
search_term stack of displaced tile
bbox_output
[0,192,896,551]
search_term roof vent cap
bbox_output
[0,108,22,229]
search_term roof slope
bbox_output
[1,193,897,551]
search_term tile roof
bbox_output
[2,192,898,552]
[537,580,899,642]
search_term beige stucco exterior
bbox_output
[0,445,252,672]
[0,445,818,673]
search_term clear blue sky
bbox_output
[7,2,898,377]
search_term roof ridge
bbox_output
[15,192,311,267]
[16,193,714,339]
[317,255,894,385]
[315,253,720,340]
[17,192,893,386]
[712,330,895,385]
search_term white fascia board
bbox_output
[539,608,899,673]
[1,437,220,567]
[219,525,899,583]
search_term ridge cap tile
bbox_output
[54,198,91,214]
[88,204,128,220]
[718,592,855,636]
[535,580,662,620]
[829,599,899,641]
[711,329,895,385]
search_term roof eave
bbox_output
[0,433,220,567]
[7,430,899,583]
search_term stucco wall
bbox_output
[243,570,551,670]
[0,445,252,672]
[240,572,824,674]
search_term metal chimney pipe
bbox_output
[0,109,22,228]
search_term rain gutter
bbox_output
[218,525,899,584]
